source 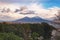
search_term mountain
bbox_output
[13,16,60,28]
[14,16,51,23]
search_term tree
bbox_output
[55,10,60,20]
[0,33,23,40]
[20,24,31,40]
[30,23,45,40]
[31,32,39,40]
[54,10,60,24]
[41,22,56,40]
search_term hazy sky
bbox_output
[0,0,60,21]
[0,0,60,8]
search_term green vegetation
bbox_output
[0,22,56,40]
[0,33,23,40]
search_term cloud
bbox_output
[0,0,52,4]
[26,3,59,19]
[0,0,39,3]
[0,12,25,21]
[0,3,59,21]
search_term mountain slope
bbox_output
[14,17,51,23]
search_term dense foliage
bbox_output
[0,22,56,40]
[0,33,23,40]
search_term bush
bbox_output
[0,32,23,40]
